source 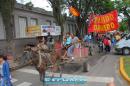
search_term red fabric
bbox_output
[73,48,88,58]
[103,39,110,46]
[88,10,119,33]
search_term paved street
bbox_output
[11,53,128,86]
[85,54,128,86]
[12,66,43,86]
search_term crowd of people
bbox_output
[62,32,81,59]
[54,32,124,59]
[94,32,123,53]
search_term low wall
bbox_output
[0,38,36,57]
[0,36,59,58]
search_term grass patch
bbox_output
[124,57,130,78]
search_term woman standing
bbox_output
[0,55,12,86]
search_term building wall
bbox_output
[0,38,36,56]
[14,9,55,38]
[13,9,76,38]
[0,5,76,56]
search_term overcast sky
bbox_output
[16,0,52,11]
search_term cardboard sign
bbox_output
[26,26,41,37]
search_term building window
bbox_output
[31,18,38,26]
[18,17,28,38]
[46,20,51,25]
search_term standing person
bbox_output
[98,36,104,53]
[47,32,54,50]
[103,37,111,52]
[83,34,89,44]
[72,34,80,48]
[64,32,73,58]
[0,55,12,86]
[111,36,116,46]
[88,34,92,43]
[76,30,80,38]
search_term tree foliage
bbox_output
[119,19,128,32]
[115,0,130,31]
[48,0,67,35]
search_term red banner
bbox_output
[88,10,119,33]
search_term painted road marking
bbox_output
[17,82,32,86]
[17,68,114,83]
[17,68,39,75]
[11,78,18,83]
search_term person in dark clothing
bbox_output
[98,38,104,53]
[47,32,54,50]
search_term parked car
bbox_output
[115,34,130,55]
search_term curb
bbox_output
[119,57,130,84]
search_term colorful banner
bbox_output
[88,10,119,33]
[41,25,61,36]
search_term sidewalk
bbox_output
[84,54,128,86]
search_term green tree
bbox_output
[119,20,128,32]
[115,0,130,31]
[0,0,15,53]
[48,0,67,36]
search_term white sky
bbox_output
[16,0,52,11]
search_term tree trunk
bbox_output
[2,14,15,57]
[59,23,64,40]
[60,24,64,36]
[85,22,89,34]
[128,18,130,32]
